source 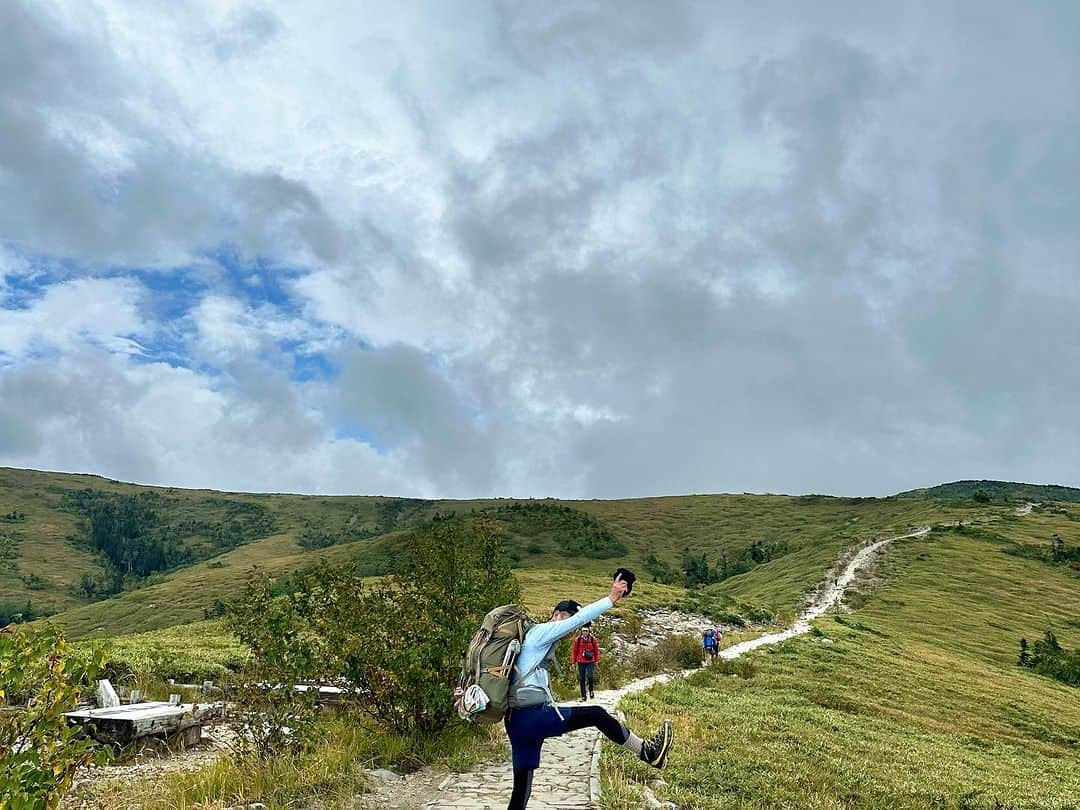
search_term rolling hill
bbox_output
[2,466,1073,642]
[4,466,1078,808]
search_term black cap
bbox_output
[613,567,636,595]
[553,599,581,615]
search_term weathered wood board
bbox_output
[64,701,221,744]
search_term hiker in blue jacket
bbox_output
[503,573,674,810]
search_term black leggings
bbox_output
[507,706,629,809]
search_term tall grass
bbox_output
[72,713,506,810]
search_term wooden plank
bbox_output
[64,701,220,744]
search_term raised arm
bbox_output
[526,575,628,648]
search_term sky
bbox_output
[1,1,1078,499]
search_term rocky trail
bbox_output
[360,526,932,810]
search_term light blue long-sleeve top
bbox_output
[515,597,613,694]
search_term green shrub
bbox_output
[227,572,320,759]
[713,655,758,679]
[1019,630,1080,687]
[233,515,520,736]
[0,625,110,808]
[630,634,702,675]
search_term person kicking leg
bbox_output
[503,573,674,809]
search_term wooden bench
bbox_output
[65,701,221,746]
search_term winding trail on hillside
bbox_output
[364,527,931,809]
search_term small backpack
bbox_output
[455,604,535,725]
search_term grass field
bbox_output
[3,465,1017,641]
[601,512,1080,809]
[9,466,1076,809]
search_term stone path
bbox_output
[395,526,931,809]
[423,675,669,810]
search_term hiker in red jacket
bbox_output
[572,623,600,701]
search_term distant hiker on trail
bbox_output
[702,627,719,664]
[457,571,674,810]
[571,622,600,701]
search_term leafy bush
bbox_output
[301,515,520,733]
[1,625,109,808]
[227,573,320,759]
[629,634,702,676]
[231,515,520,736]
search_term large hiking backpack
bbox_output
[455,604,535,725]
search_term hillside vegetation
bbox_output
[603,508,1080,809]
[3,467,1018,640]
[5,468,1079,808]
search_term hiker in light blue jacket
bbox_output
[503,573,674,810]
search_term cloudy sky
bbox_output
[1,1,1078,498]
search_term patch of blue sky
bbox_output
[333,421,387,454]
[203,245,310,314]
[0,242,347,383]
[283,341,339,382]
[0,245,83,306]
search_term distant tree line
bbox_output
[644,538,790,587]
[1,509,28,522]
[67,490,278,599]
[1018,631,1080,687]
[292,500,627,561]
[1003,533,1080,571]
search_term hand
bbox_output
[609,574,628,604]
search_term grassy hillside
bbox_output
[1,466,1018,639]
[901,479,1080,504]
[10,467,1078,808]
[603,510,1080,809]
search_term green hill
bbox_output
[606,511,1080,809]
[0,467,1058,641]
[900,478,1080,504]
[0,468,964,636]
[5,467,1078,807]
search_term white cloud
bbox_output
[0,277,147,362]
[1,1,1080,497]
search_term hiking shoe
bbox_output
[639,720,673,768]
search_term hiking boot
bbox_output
[589,690,595,699]
[639,720,673,768]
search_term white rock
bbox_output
[366,768,403,783]
[640,786,664,809]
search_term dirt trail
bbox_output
[363,526,932,809]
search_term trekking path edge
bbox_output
[586,525,932,806]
